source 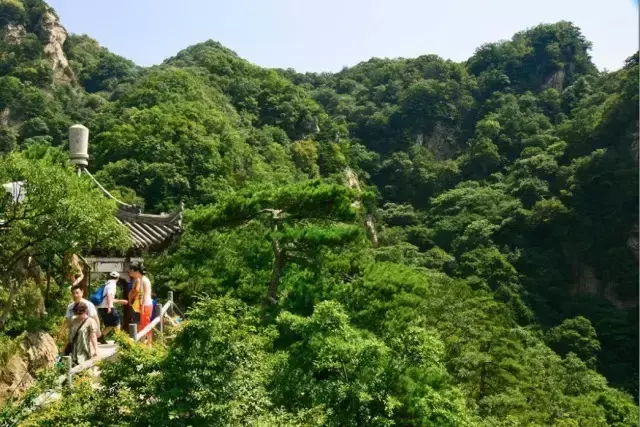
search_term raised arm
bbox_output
[71,272,84,287]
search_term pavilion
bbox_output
[66,124,184,283]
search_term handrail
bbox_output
[30,291,184,413]
[54,344,117,386]
[132,300,172,341]
[61,291,182,384]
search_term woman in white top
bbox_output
[131,264,154,346]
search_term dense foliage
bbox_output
[0,2,637,425]
[0,148,127,333]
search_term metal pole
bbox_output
[170,303,184,319]
[129,323,138,340]
[63,356,72,388]
[168,291,174,318]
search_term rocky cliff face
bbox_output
[543,68,566,91]
[345,167,360,191]
[570,263,638,310]
[0,332,58,404]
[1,7,75,85]
[421,122,458,160]
[41,11,75,84]
[3,23,25,44]
[344,167,378,245]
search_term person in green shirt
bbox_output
[67,301,99,366]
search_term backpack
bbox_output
[151,299,158,321]
[89,283,107,305]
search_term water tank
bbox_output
[69,124,89,167]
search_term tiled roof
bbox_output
[3,170,184,251]
[82,169,183,251]
[115,204,183,250]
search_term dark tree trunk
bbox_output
[264,210,285,305]
[479,341,492,398]
[0,280,17,329]
[79,263,90,298]
[266,237,284,304]
[479,364,487,398]
[118,278,132,330]
[44,259,52,310]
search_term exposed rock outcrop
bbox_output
[0,354,35,404]
[311,116,320,134]
[543,68,566,91]
[0,108,10,126]
[1,9,75,84]
[41,11,75,84]
[345,167,360,191]
[344,167,378,245]
[0,332,58,404]
[365,214,378,246]
[570,263,638,310]
[22,331,58,371]
[425,122,457,160]
[3,23,25,44]
[346,167,362,211]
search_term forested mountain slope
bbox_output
[0,1,637,425]
[277,22,639,396]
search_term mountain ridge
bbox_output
[0,1,638,424]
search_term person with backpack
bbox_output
[65,301,99,366]
[93,271,128,343]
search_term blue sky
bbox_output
[48,0,638,72]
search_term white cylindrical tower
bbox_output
[69,124,89,168]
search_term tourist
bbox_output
[63,251,84,292]
[97,271,128,342]
[117,277,132,329]
[67,301,99,365]
[130,264,154,345]
[128,267,141,325]
[63,284,100,339]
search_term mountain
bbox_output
[0,1,638,425]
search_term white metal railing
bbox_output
[57,291,182,388]
[8,291,184,420]
[129,300,172,341]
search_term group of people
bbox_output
[63,264,154,365]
